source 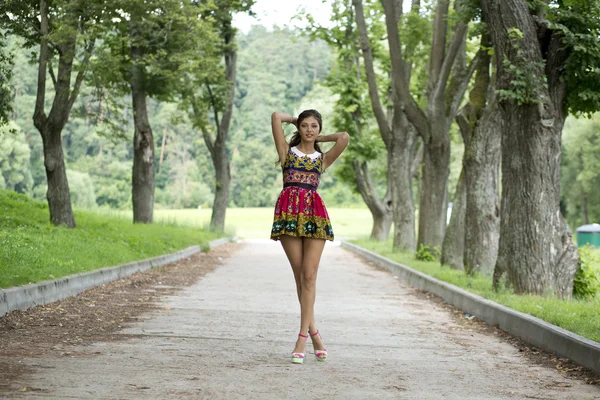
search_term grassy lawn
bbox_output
[0,191,223,288]
[352,238,600,344]
[110,207,376,240]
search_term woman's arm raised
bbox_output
[271,112,296,165]
[318,132,350,171]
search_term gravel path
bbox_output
[3,240,599,399]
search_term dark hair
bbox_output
[289,109,323,153]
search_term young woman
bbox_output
[270,109,349,364]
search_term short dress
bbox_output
[270,146,334,241]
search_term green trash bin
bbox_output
[576,223,600,248]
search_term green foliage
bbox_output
[353,238,600,343]
[0,122,33,193]
[496,28,548,105]
[548,0,600,116]
[415,243,441,261]
[0,189,223,288]
[560,114,600,228]
[0,32,13,125]
[66,170,96,209]
[573,245,600,299]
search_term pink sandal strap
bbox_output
[309,330,320,337]
[298,333,309,338]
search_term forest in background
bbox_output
[0,26,370,211]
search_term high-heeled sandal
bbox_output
[310,330,328,361]
[291,333,308,364]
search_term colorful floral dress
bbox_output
[270,146,334,241]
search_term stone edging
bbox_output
[0,237,232,318]
[341,241,600,374]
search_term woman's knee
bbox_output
[301,269,317,287]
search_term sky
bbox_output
[233,0,413,33]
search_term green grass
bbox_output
[352,238,600,344]
[0,191,224,288]
[109,207,376,240]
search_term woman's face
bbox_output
[298,116,320,142]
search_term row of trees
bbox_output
[0,24,348,211]
[0,0,254,231]
[302,0,600,298]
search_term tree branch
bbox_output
[205,80,220,149]
[380,0,430,139]
[67,39,95,112]
[427,0,450,97]
[48,59,57,89]
[353,0,392,147]
[216,26,236,148]
[448,50,479,119]
[411,139,423,178]
[199,124,216,158]
[433,21,468,106]
[33,0,49,131]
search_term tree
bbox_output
[386,0,471,251]
[0,0,108,227]
[94,0,214,223]
[354,0,428,250]
[481,0,600,296]
[441,28,502,275]
[302,0,393,241]
[356,0,476,250]
[184,0,254,232]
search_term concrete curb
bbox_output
[0,237,232,318]
[341,241,600,374]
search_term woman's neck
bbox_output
[296,141,315,154]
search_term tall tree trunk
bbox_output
[463,100,501,276]
[452,37,501,276]
[440,32,468,268]
[390,115,418,251]
[581,190,588,225]
[354,0,418,251]
[130,45,154,223]
[418,133,450,249]
[41,125,75,226]
[345,5,393,242]
[441,169,466,269]
[210,140,231,232]
[32,0,93,227]
[204,19,237,233]
[482,0,579,297]
[371,206,393,240]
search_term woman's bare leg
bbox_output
[280,236,320,339]
[293,237,326,354]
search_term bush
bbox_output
[573,245,600,299]
[415,244,440,262]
